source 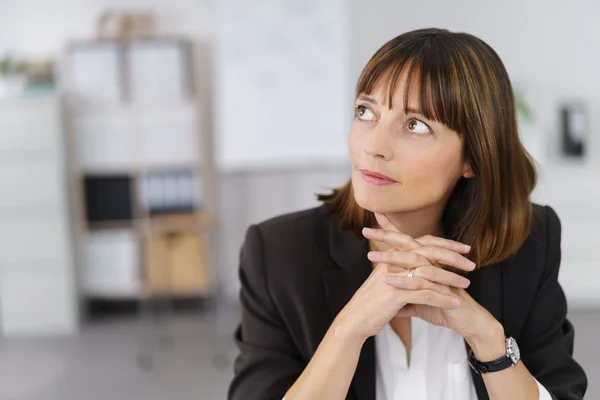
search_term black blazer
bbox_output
[228,204,587,400]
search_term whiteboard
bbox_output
[213,0,352,172]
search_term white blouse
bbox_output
[282,318,553,399]
[375,318,553,400]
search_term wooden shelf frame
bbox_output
[62,36,219,302]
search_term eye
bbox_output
[355,105,375,121]
[407,119,431,135]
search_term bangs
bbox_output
[356,38,467,134]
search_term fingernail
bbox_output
[362,227,373,235]
[466,259,476,270]
[462,244,472,251]
[452,298,462,307]
[367,251,381,261]
[461,278,471,288]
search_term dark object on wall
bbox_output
[84,175,133,222]
[561,102,588,158]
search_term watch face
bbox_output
[507,337,520,364]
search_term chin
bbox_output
[352,185,401,214]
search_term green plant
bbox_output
[0,56,12,75]
[514,87,533,123]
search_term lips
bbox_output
[359,169,397,185]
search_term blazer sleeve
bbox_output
[519,206,587,400]
[228,225,305,400]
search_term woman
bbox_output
[227,28,587,400]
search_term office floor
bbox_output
[0,308,597,400]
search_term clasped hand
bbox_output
[334,213,499,346]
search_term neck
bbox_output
[370,204,445,251]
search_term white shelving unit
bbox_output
[0,96,78,337]
[63,37,217,305]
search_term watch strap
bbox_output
[467,348,514,374]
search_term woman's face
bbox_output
[348,77,473,215]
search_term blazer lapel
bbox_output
[322,212,375,400]
[465,259,508,400]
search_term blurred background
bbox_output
[0,0,598,399]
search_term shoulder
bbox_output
[241,205,333,277]
[515,203,561,270]
[531,203,561,242]
[500,203,563,329]
[253,205,329,239]
[247,205,331,256]
[239,205,338,323]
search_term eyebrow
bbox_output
[357,94,378,105]
[356,94,425,117]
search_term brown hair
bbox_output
[318,28,536,267]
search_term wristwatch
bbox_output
[468,336,520,374]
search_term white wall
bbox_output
[348,0,600,163]
[1,0,599,308]
[0,0,215,57]
[533,165,600,308]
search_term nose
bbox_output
[364,125,393,160]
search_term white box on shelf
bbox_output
[128,41,189,101]
[82,229,141,296]
[70,44,122,101]
[139,170,200,213]
[137,103,199,167]
[76,106,134,171]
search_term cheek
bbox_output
[347,125,364,163]
[401,140,464,192]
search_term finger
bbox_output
[374,212,400,232]
[415,234,471,254]
[411,265,471,288]
[362,227,421,251]
[383,266,470,289]
[411,246,476,271]
[380,262,409,274]
[395,304,417,318]
[368,250,430,269]
[384,273,453,294]
[373,213,423,250]
[401,289,461,309]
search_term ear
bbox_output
[462,162,474,179]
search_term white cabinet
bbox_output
[532,164,600,308]
[0,97,77,337]
[0,162,62,208]
[82,230,140,296]
[0,100,59,154]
